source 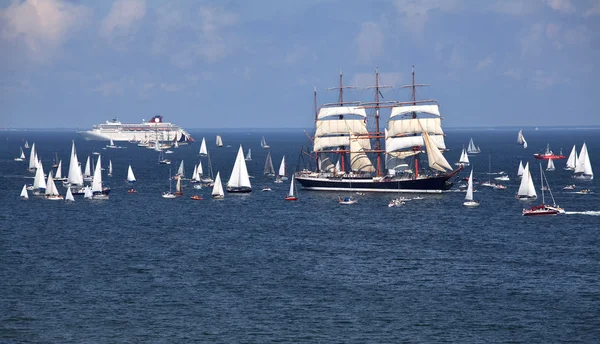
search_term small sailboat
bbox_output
[517,129,527,149]
[20,184,28,199]
[65,186,75,202]
[176,160,185,178]
[517,160,524,178]
[53,160,67,181]
[463,169,479,207]
[108,160,113,177]
[211,172,225,199]
[277,156,288,181]
[91,155,110,199]
[455,147,469,166]
[264,152,275,176]
[52,153,59,168]
[83,186,93,199]
[516,162,537,200]
[174,176,183,196]
[216,135,223,147]
[481,154,496,187]
[14,147,25,161]
[199,137,208,156]
[466,138,480,154]
[564,145,578,170]
[573,142,593,180]
[523,164,563,216]
[245,148,252,161]
[24,140,29,149]
[83,156,93,182]
[28,143,37,171]
[261,136,270,149]
[338,196,358,205]
[162,169,177,198]
[284,175,298,201]
[45,171,63,200]
[106,139,117,149]
[262,186,272,192]
[126,164,137,193]
[546,158,555,171]
[226,145,252,193]
[158,150,171,164]
[31,161,47,195]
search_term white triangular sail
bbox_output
[25,140,29,148]
[422,131,452,172]
[84,156,91,177]
[212,172,224,197]
[517,160,524,177]
[467,138,477,154]
[458,148,469,165]
[127,164,136,182]
[198,161,204,176]
[227,145,251,189]
[91,155,103,193]
[20,184,28,199]
[177,160,185,176]
[278,156,286,177]
[517,162,537,198]
[465,169,474,201]
[287,175,297,198]
[28,143,37,170]
[245,149,252,161]
[176,176,182,192]
[108,160,113,176]
[19,147,25,159]
[45,171,59,196]
[67,141,83,185]
[33,162,46,190]
[574,143,593,179]
[199,137,208,155]
[565,145,577,170]
[191,165,199,181]
[261,136,270,148]
[264,152,275,175]
[55,160,63,179]
[517,130,527,149]
[546,158,555,171]
[84,186,93,199]
[65,186,75,202]
[216,135,223,147]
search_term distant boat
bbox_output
[108,159,113,177]
[211,172,225,199]
[83,156,92,181]
[199,137,208,156]
[84,186,93,199]
[573,142,593,180]
[516,162,537,200]
[534,144,565,160]
[245,148,252,161]
[24,140,29,149]
[54,160,67,182]
[564,145,578,170]
[65,186,75,202]
[338,196,358,205]
[14,147,25,161]
[455,147,469,166]
[517,160,524,178]
[174,176,183,196]
[517,129,527,149]
[480,154,496,188]
[226,145,252,193]
[264,152,275,176]
[284,175,298,201]
[466,138,480,154]
[494,175,509,181]
[106,139,117,149]
[176,160,185,178]
[158,150,171,165]
[127,164,136,183]
[216,135,223,147]
[32,160,46,195]
[28,142,37,171]
[277,155,288,181]
[546,158,555,171]
[162,169,177,198]
[45,171,63,200]
[20,184,28,199]
[261,136,270,149]
[91,155,110,199]
[523,163,563,216]
[463,169,480,207]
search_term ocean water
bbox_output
[1,128,599,343]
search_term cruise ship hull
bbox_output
[78,129,186,142]
[295,168,461,193]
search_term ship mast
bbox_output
[365,67,392,176]
[326,70,356,172]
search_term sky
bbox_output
[0,0,599,129]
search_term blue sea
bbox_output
[1,128,599,343]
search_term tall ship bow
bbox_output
[295,67,462,193]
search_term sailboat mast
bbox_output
[540,163,545,205]
[374,67,382,177]
[314,86,319,172]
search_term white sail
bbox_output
[20,184,29,199]
[65,186,75,201]
[278,156,286,177]
[191,165,198,181]
[390,104,441,118]
[287,175,297,198]
[227,145,251,189]
[33,162,46,190]
[55,160,63,179]
[174,139,179,148]
[176,176,182,193]
[546,158,555,171]
[317,106,367,119]
[19,147,25,159]
[349,133,375,173]
[335,159,341,172]
[315,119,369,136]
[458,148,469,165]
[574,143,593,179]
[565,145,577,170]
[318,155,335,172]
[465,169,474,201]
[28,143,37,170]
[177,160,185,176]
[385,131,446,152]
[467,138,478,154]
[91,155,103,192]
[108,160,113,176]
[216,135,223,147]
[127,164,136,182]
[264,152,275,175]
[261,136,270,148]
[84,156,91,177]
[517,162,537,198]
[198,161,203,176]
[313,136,350,152]
[45,171,59,196]
[25,140,29,148]
[84,186,93,199]
[199,137,208,155]
[517,160,524,177]
[245,149,252,161]
[212,172,224,197]
[67,141,84,185]
[387,118,443,136]
[422,131,452,172]
[517,129,527,149]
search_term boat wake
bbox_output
[565,211,600,216]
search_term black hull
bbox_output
[295,169,461,193]
[226,187,252,193]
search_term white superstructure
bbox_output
[78,116,193,142]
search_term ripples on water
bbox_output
[1,129,599,342]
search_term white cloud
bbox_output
[355,22,384,64]
[584,2,600,17]
[475,56,493,71]
[100,0,146,39]
[544,0,575,13]
[94,81,126,96]
[393,0,460,34]
[0,0,89,61]
[503,69,522,80]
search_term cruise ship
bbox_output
[78,116,194,143]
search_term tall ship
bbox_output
[78,115,194,143]
[295,67,462,193]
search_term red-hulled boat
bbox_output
[522,204,559,216]
[533,144,565,160]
